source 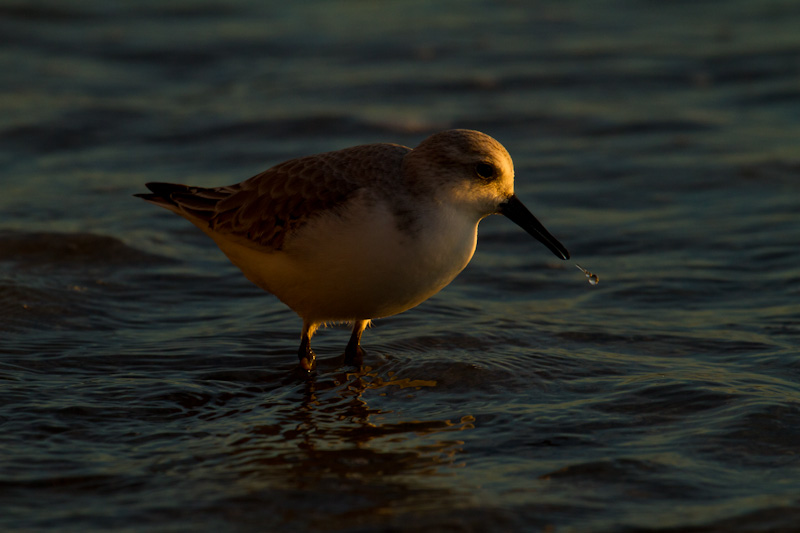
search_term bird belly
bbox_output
[209,197,478,322]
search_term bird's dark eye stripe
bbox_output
[475,162,495,179]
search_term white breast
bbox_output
[208,190,480,323]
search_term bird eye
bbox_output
[475,162,496,180]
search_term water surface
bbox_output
[2,1,799,531]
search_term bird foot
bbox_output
[298,342,316,372]
[344,344,365,367]
[299,355,316,372]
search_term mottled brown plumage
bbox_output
[139,143,410,250]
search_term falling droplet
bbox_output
[575,264,599,286]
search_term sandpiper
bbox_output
[135,129,569,370]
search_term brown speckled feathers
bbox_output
[137,143,410,250]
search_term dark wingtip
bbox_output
[143,182,189,195]
[133,193,154,200]
[134,182,190,204]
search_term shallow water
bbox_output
[2,0,800,531]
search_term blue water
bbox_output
[2,1,800,531]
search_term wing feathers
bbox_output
[136,143,410,250]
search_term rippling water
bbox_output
[2,1,800,531]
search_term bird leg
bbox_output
[298,321,318,371]
[344,320,369,366]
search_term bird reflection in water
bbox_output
[226,364,476,523]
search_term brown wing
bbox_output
[138,142,410,250]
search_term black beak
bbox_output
[499,195,570,260]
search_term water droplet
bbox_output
[575,264,599,286]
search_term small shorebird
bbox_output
[135,129,569,370]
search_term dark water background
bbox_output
[2,1,800,531]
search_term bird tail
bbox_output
[133,182,192,210]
